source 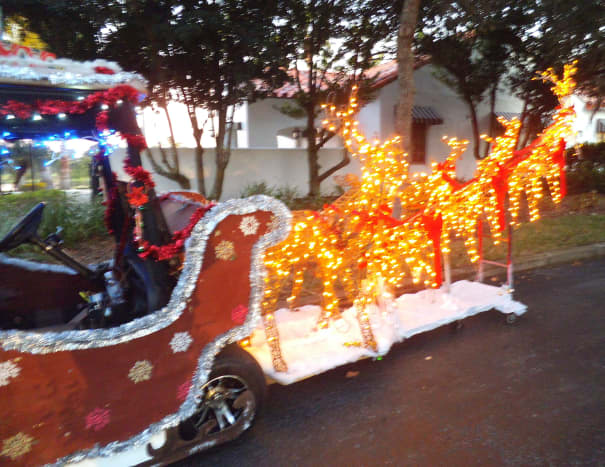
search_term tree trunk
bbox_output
[143,148,191,189]
[318,147,350,184]
[483,82,498,158]
[185,104,206,196]
[516,98,528,150]
[210,106,232,201]
[160,101,180,173]
[307,102,320,197]
[395,0,421,156]
[467,100,481,159]
[194,138,205,196]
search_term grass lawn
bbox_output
[0,190,109,263]
[1,189,603,273]
[449,213,605,270]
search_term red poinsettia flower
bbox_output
[231,304,249,325]
[94,66,116,75]
[126,186,149,207]
[96,111,110,131]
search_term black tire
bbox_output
[178,344,266,442]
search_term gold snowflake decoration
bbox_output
[1,432,35,460]
[128,360,153,384]
[239,216,260,236]
[215,240,236,261]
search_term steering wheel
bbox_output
[0,203,45,252]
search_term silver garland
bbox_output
[0,195,291,465]
[0,64,145,89]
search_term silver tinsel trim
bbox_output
[0,64,145,89]
[0,195,291,465]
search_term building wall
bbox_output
[570,95,605,144]
[112,146,359,201]
[138,101,248,149]
[357,65,524,179]
[246,97,343,149]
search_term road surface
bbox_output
[175,259,605,466]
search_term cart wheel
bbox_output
[505,313,518,325]
[178,344,266,443]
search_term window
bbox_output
[393,105,442,164]
[411,122,427,163]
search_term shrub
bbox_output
[238,182,342,210]
[239,181,276,198]
[239,182,301,208]
[0,190,106,248]
[565,143,605,194]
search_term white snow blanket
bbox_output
[248,280,526,385]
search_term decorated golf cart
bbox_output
[0,41,577,466]
[0,44,291,466]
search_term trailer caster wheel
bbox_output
[505,313,518,325]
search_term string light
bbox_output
[261,66,577,368]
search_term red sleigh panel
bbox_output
[0,196,290,466]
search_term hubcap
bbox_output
[194,375,250,433]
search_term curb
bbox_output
[451,242,605,282]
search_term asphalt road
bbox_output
[175,259,605,466]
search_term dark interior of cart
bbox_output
[0,84,176,331]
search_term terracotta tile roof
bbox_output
[271,56,430,98]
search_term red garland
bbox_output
[138,202,216,261]
[0,85,141,120]
[123,159,155,189]
[0,100,34,118]
[94,66,116,75]
[96,111,110,131]
[123,134,148,151]
[421,213,444,287]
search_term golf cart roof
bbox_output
[0,40,145,92]
[0,42,145,140]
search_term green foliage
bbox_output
[6,0,292,199]
[0,190,106,249]
[449,212,605,270]
[415,0,604,151]
[417,1,532,158]
[276,0,390,196]
[566,143,605,194]
[239,182,299,207]
[238,182,339,210]
[239,182,275,198]
[1,0,112,61]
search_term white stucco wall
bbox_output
[357,64,524,179]
[111,146,360,201]
[138,101,248,149]
[569,95,605,144]
[245,97,344,149]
